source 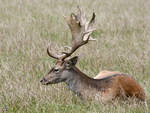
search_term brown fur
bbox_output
[93,70,145,101]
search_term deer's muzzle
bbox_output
[40,77,48,85]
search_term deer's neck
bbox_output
[64,67,112,97]
[65,67,83,96]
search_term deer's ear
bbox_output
[65,56,79,69]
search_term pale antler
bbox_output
[66,6,96,46]
[47,7,96,60]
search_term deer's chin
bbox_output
[41,81,49,85]
[41,81,54,85]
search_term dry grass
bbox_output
[0,0,150,112]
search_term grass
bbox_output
[0,0,150,112]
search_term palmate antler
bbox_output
[47,7,96,60]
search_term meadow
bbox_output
[0,0,150,112]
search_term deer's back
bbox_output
[94,70,121,79]
[97,74,145,101]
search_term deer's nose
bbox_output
[40,79,43,83]
[40,78,46,83]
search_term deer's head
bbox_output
[40,7,96,85]
[40,56,78,85]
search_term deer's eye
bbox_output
[53,68,59,72]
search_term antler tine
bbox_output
[77,6,86,26]
[88,12,96,29]
[77,6,81,16]
[82,11,96,41]
[47,47,59,59]
[47,46,65,60]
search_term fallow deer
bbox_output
[40,7,145,102]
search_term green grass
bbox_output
[0,0,150,112]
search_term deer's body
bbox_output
[63,67,145,102]
[40,7,145,102]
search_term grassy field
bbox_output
[0,0,150,112]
